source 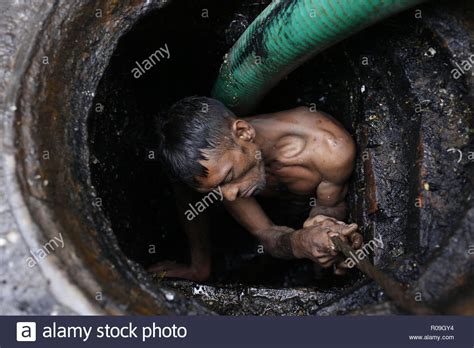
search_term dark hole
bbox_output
[87,0,361,289]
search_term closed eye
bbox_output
[225,171,233,183]
[218,170,233,188]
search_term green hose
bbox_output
[212,0,426,115]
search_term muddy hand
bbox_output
[303,214,362,275]
[292,217,356,268]
[304,215,361,246]
[315,215,363,275]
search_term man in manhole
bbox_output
[151,96,362,281]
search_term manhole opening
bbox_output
[87,0,472,312]
[87,0,361,290]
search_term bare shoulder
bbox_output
[269,107,356,183]
[318,134,356,184]
[292,108,356,184]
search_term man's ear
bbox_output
[231,119,255,142]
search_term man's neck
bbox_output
[248,118,281,163]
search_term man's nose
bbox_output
[221,185,239,201]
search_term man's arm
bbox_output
[309,128,356,221]
[224,197,294,258]
[224,197,357,263]
[309,181,348,221]
[148,184,211,281]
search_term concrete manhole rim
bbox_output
[0,3,103,315]
[0,0,194,316]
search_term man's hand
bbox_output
[303,214,363,249]
[292,215,362,274]
[148,260,210,282]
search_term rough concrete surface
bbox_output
[0,0,74,315]
[0,161,74,315]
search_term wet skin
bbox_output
[149,107,363,281]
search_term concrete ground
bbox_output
[0,0,72,316]
[0,153,74,315]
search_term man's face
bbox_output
[195,141,266,201]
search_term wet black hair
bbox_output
[157,96,235,187]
